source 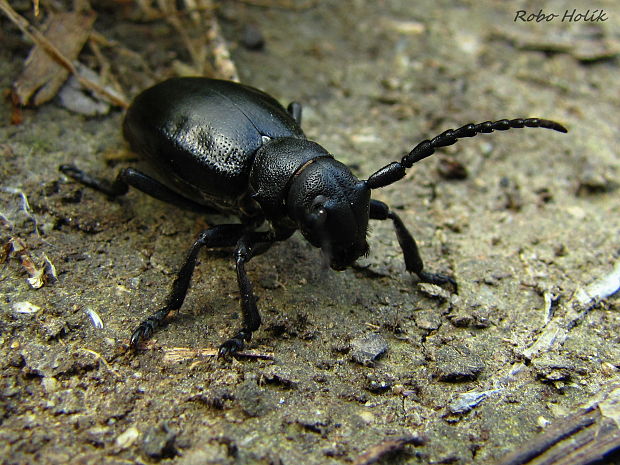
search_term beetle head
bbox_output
[287,159,371,270]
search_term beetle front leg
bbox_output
[369,199,457,291]
[130,224,246,348]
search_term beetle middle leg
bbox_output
[60,165,215,213]
[130,224,247,348]
[219,228,294,356]
[369,199,457,291]
[287,102,302,125]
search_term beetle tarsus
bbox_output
[130,326,149,348]
[130,312,164,348]
[417,270,458,292]
[60,164,129,197]
[218,331,250,357]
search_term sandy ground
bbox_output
[1,1,619,464]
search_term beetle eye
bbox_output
[311,195,328,212]
[307,207,327,229]
[312,204,325,214]
[307,195,328,228]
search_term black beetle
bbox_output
[60,77,567,355]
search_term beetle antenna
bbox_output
[365,118,567,189]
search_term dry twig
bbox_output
[235,0,319,10]
[522,261,620,361]
[162,346,274,363]
[147,0,239,80]
[0,0,128,107]
[496,384,620,465]
[445,262,620,417]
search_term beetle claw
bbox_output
[218,337,245,358]
[417,270,458,293]
[129,321,154,349]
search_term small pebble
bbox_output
[577,165,615,195]
[434,345,484,382]
[532,356,574,382]
[116,426,140,449]
[236,379,275,417]
[414,310,442,331]
[350,333,388,366]
[365,373,394,393]
[12,301,40,314]
[241,23,265,51]
[437,156,468,180]
[142,423,177,459]
[417,282,452,301]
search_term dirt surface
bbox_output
[1,1,619,464]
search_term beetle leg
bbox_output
[59,165,215,213]
[369,199,457,291]
[219,228,294,357]
[130,224,246,349]
[287,101,302,125]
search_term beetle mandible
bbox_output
[60,77,567,355]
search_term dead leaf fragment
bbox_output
[13,10,96,106]
[3,237,57,289]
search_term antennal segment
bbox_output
[366,118,567,189]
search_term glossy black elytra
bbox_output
[60,77,567,355]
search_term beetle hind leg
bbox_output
[369,199,457,292]
[60,165,215,213]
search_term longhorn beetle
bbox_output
[60,77,567,355]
